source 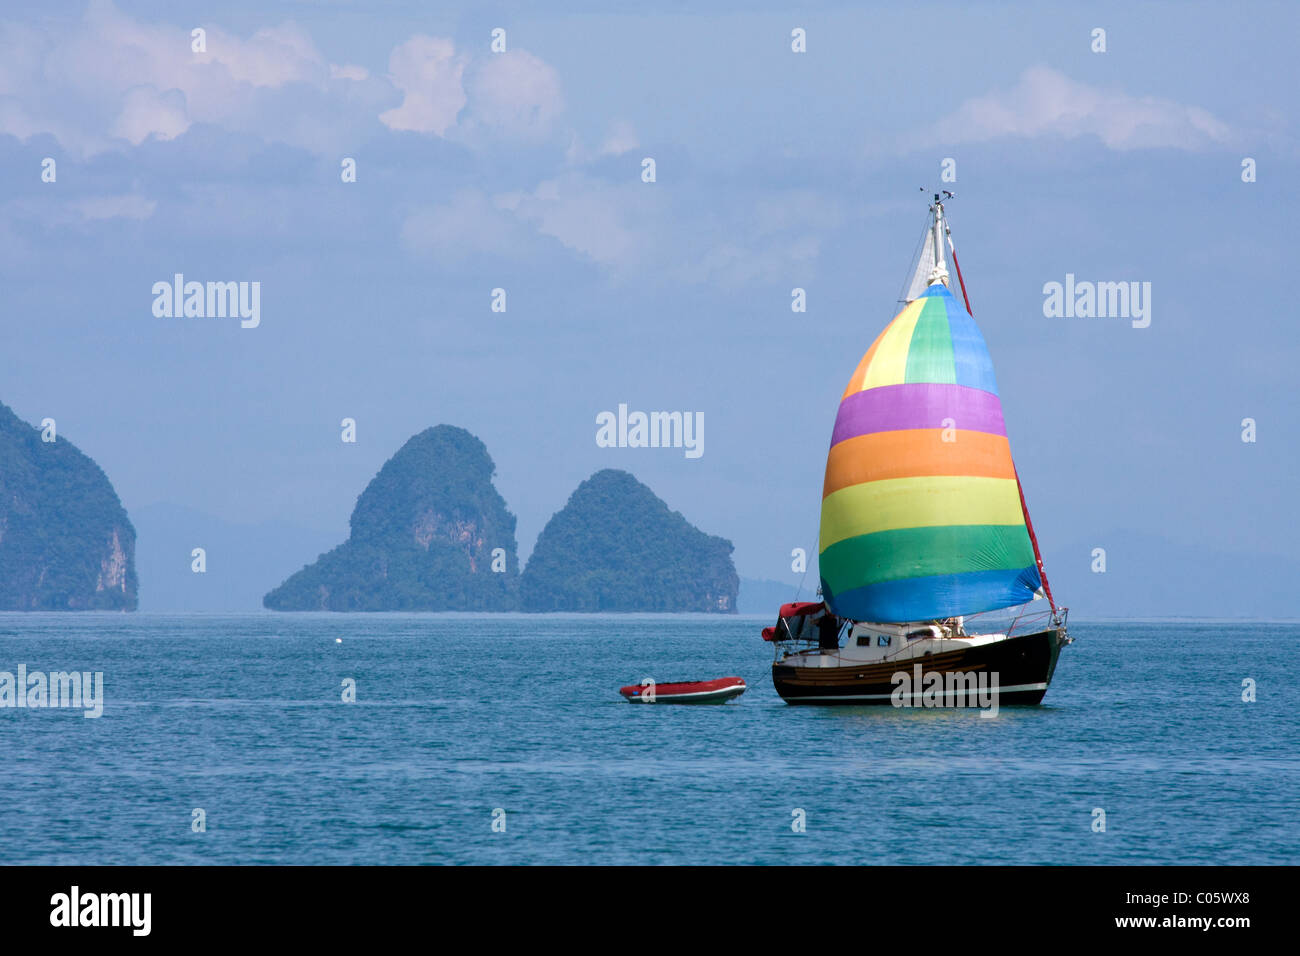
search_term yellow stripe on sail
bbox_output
[859,299,925,391]
[818,475,1027,551]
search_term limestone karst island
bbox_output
[264,425,738,613]
[0,401,138,610]
[0,407,735,614]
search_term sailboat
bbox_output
[764,193,1071,706]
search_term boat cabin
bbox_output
[766,607,1005,667]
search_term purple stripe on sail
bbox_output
[831,383,1006,445]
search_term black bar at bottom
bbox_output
[0,865,1280,942]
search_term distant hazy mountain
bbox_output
[0,400,137,610]
[263,425,521,611]
[520,469,737,612]
[1041,532,1300,620]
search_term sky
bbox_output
[1,0,1297,616]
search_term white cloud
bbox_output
[0,5,578,156]
[401,190,533,262]
[376,40,569,143]
[401,175,832,287]
[598,119,638,157]
[2,192,157,230]
[497,175,643,265]
[460,50,563,141]
[378,35,466,135]
[402,176,649,269]
[202,22,326,89]
[0,0,378,156]
[111,86,189,145]
[0,21,43,98]
[565,119,640,164]
[330,63,369,82]
[691,237,820,286]
[908,66,1234,151]
[0,96,39,141]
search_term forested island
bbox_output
[263,425,521,610]
[0,409,737,614]
[0,400,138,610]
[264,429,738,613]
[520,469,738,613]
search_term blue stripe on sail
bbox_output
[941,293,999,395]
[823,565,1041,623]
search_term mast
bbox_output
[904,190,956,304]
[938,194,974,316]
[928,193,950,288]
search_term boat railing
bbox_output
[768,603,1068,661]
[966,603,1068,638]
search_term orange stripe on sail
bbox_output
[822,429,1016,498]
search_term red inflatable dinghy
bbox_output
[619,677,746,704]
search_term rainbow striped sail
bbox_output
[818,283,1042,623]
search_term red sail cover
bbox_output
[778,602,822,618]
[819,284,1042,623]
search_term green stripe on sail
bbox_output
[819,523,1036,596]
[903,295,956,384]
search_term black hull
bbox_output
[772,627,1065,706]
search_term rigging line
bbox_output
[792,548,811,603]
[898,215,931,304]
[771,528,819,665]
[790,516,819,604]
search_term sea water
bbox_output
[0,614,1294,865]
